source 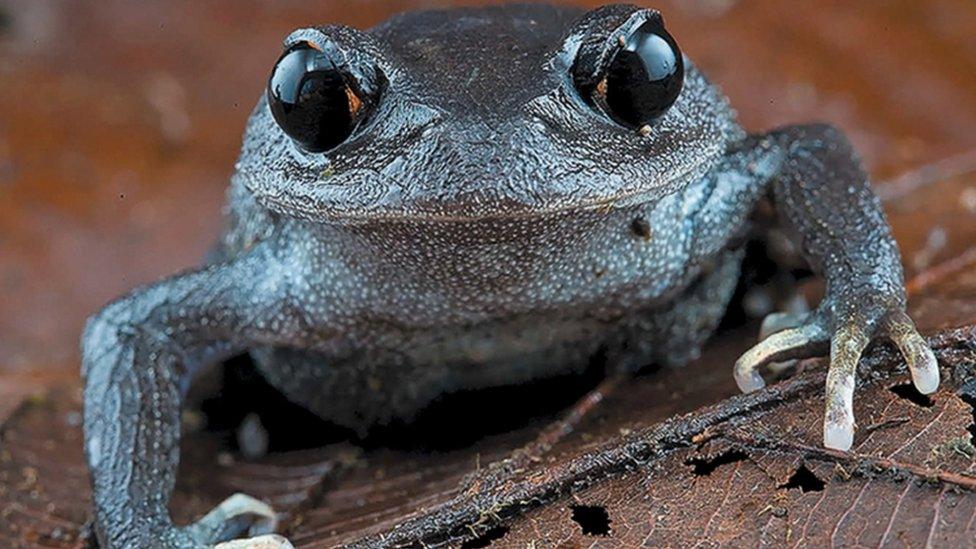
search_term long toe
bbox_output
[885,312,940,395]
[192,493,278,544]
[734,322,828,393]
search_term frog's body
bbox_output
[81,4,939,548]
[224,4,766,429]
[244,215,746,431]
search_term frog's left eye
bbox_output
[267,42,371,152]
[573,12,684,130]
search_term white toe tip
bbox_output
[912,351,940,395]
[216,534,294,549]
[913,370,940,395]
[734,369,766,393]
[824,421,854,451]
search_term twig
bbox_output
[517,374,625,461]
[878,149,976,202]
[461,373,626,496]
[906,246,976,296]
[725,432,976,491]
[863,417,910,433]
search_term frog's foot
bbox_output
[734,307,938,451]
[186,493,279,546]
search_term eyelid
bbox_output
[282,28,332,51]
[570,8,662,91]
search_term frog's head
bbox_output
[237,3,740,223]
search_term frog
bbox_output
[80,3,940,547]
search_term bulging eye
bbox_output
[593,18,684,129]
[267,42,368,152]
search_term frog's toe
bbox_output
[734,320,829,392]
[215,534,294,549]
[822,324,871,451]
[884,310,939,394]
[758,310,809,340]
[189,493,278,545]
[823,416,855,451]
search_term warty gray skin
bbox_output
[80,4,939,547]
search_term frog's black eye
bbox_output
[603,20,683,127]
[267,42,367,152]
[576,16,684,130]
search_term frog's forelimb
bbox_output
[732,124,939,451]
[82,238,310,547]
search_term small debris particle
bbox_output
[237,412,269,460]
[460,526,509,548]
[216,452,235,467]
[65,411,82,427]
[181,409,204,433]
[833,463,852,481]
[929,436,976,464]
[743,286,774,318]
[758,504,788,518]
[960,186,976,214]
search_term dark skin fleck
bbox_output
[81,4,938,547]
[631,216,652,240]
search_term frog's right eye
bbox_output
[267,42,370,152]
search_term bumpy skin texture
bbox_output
[80,4,936,547]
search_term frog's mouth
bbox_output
[240,137,726,225]
[245,172,692,224]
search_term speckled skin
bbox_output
[80,4,931,547]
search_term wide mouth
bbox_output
[241,150,718,225]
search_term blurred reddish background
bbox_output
[1,0,975,408]
[2,2,976,546]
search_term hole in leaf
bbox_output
[778,464,825,492]
[685,449,748,476]
[461,526,509,548]
[960,394,976,442]
[890,382,934,407]
[570,505,611,536]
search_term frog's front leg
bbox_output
[82,238,321,548]
[733,124,938,451]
